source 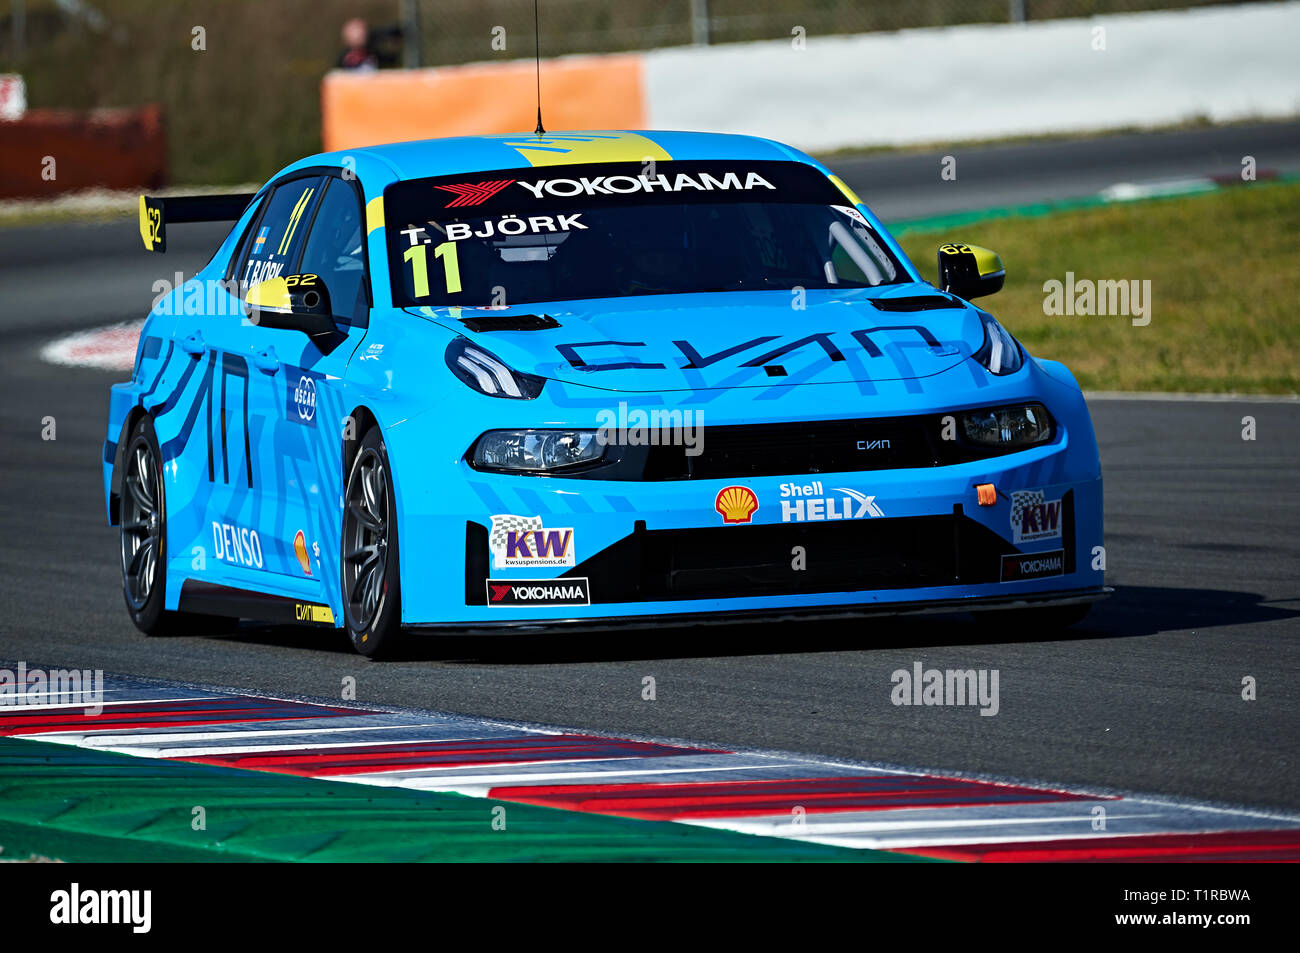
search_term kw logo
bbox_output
[435,179,515,208]
[1010,490,1064,543]
[506,529,572,560]
[489,515,577,569]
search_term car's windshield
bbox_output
[384,160,908,307]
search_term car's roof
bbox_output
[292,129,824,181]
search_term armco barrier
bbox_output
[321,2,1300,154]
[0,105,166,200]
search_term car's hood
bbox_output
[405,287,986,393]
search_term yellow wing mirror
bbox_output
[246,274,338,339]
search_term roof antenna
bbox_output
[533,0,545,136]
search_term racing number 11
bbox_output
[403,241,461,297]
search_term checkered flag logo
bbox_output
[1010,490,1043,537]
[490,514,542,556]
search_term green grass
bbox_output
[895,181,1300,394]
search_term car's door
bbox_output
[239,172,373,598]
[162,175,324,595]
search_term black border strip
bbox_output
[178,580,335,627]
[417,586,1111,635]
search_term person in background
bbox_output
[337,17,404,71]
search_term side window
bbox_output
[234,176,324,293]
[298,178,368,325]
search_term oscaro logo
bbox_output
[294,375,316,422]
[211,521,264,569]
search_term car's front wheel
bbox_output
[341,428,403,657]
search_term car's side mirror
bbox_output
[937,243,1005,300]
[246,273,338,338]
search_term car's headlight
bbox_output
[972,311,1023,375]
[472,429,604,472]
[961,403,1053,448]
[445,338,544,399]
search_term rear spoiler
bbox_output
[138,193,257,253]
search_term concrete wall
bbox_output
[320,2,1300,154]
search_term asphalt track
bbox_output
[837,120,1300,220]
[0,122,1297,819]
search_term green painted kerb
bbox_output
[0,738,938,863]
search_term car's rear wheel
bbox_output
[341,428,403,657]
[120,416,228,636]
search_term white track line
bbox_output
[1085,390,1300,402]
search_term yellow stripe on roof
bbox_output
[828,174,863,208]
[497,131,671,167]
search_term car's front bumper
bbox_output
[391,441,1104,626]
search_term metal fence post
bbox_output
[691,0,710,45]
[12,0,25,62]
[401,0,421,68]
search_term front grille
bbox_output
[565,510,1010,602]
[647,515,974,598]
[466,410,1056,482]
[643,416,939,480]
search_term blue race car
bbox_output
[105,130,1106,657]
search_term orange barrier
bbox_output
[0,105,166,199]
[321,55,647,152]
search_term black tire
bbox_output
[119,416,229,636]
[974,601,1092,635]
[341,427,403,657]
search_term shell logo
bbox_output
[714,485,759,524]
[293,530,312,576]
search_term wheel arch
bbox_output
[341,405,382,479]
[108,405,151,526]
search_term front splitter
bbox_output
[408,585,1112,635]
